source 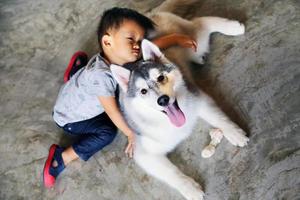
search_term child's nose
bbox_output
[133,43,140,50]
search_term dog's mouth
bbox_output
[162,99,186,127]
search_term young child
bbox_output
[43,7,197,188]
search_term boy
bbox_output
[43,7,197,188]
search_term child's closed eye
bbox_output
[127,37,134,43]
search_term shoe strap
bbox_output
[49,146,65,177]
[54,146,65,168]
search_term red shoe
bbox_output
[43,144,65,188]
[63,51,88,83]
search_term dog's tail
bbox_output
[150,0,202,19]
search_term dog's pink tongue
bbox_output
[164,103,186,127]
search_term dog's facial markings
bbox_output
[149,68,168,85]
[149,68,160,81]
[121,49,185,118]
[135,78,149,95]
[157,74,166,83]
[121,40,187,127]
[127,62,178,102]
[135,77,148,89]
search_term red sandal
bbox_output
[43,144,65,188]
[63,51,88,83]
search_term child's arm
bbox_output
[98,96,135,158]
[152,33,197,51]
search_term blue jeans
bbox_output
[61,112,117,161]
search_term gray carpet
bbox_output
[0,0,299,199]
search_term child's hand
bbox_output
[125,133,135,158]
[176,34,197,52]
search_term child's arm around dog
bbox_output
[153,33,197,52]
[98,96,135,158]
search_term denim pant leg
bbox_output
[62,113,117,161]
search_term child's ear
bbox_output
[102,34,112,47]
[110,64,130,92]
[141,39,163,61]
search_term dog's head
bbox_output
[111,39,186,127]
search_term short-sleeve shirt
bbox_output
[53,53,118,126]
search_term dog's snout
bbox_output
[157,95,170,106]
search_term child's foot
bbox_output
[43,144,65,188]
[63,51,88,83]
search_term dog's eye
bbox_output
[141,89,148,95]
[157,75,165,82]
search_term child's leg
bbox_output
[62,113,117,161]
[61,146,79,165]
[43,112,117,188]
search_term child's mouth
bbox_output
[132,50,140,56]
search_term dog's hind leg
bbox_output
[193,16,245,37]
[190,17,245,64]
[196,92,249,147]
[134,150,204,200]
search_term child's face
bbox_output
[102,20,145,65]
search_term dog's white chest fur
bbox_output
[125,92,200,154]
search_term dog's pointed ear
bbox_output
[110,64,130,92]
[142,39,163,61]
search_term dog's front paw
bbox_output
[223,127,249,147]
[180,178,205,200]
[224,20,245,36]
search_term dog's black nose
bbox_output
[157,95,170,106]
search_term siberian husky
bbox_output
[110,12,249,200]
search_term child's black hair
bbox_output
[97,7,156,52]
